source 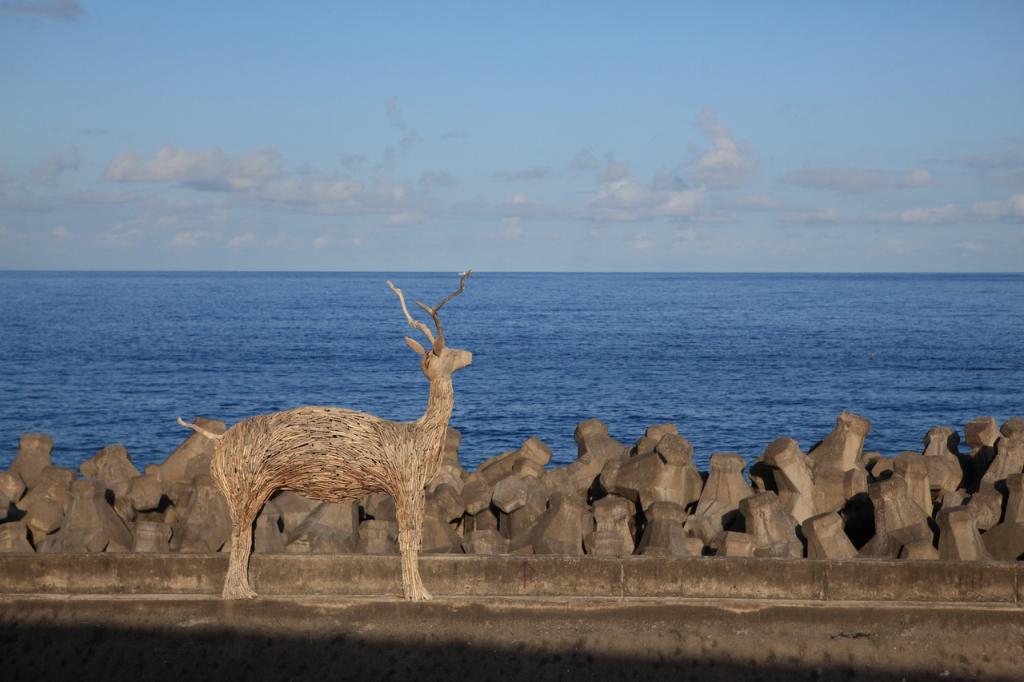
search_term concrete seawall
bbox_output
[2,554,1022,604]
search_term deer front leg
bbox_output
[223,521,257,599]
[396,487,431,601]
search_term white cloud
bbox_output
[386,97,408,130]
[628,231,654,252]
[946,146,1024,171]
[418,170,459,189]
[587,179,704,221]
[598,154,628,183]
[656,188,705,217]
[227,232,255,249]
[897,203,958,225]
[89,198,231,252]
[676,226,698,242]
[903,168,933,187]
[734,193,783,210]
[265,231,288,248]
[1010,194,1024,216]
[784,165,936,193]
[938,146,1024,188]
[879,238,908,256]
[971,193,1024,222]
[383,212,421,225]
[32,145,80,183]
[105,146,281,191]
[779,208,844,225]
[783,168,886,193]
[651,166,689,192]
[171,231,201,248]
[65,189,143,205]
[567,149,599,172]
[593,179,649,209]
[399,131,421,149]
[312,235,329,250]
[494,166,549,182]
[50,226,70,239]
[339,153,365,169]
[494,216,524,240]
[956,240,991,254]
[385,97,419,149]
[105,222,145,248]
[1,0,82,19]
[693,108,754,187]
[258,174,363,204]
[105,146,420,216]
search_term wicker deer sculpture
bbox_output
[177,271,473,600]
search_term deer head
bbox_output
[387,271,473,380]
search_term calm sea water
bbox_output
[1,272,1022,472]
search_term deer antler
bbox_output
[387,279,436,347]
[415,270,472,352]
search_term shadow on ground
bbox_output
[2,598,1021,681]
[0,624,992,682]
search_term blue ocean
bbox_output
[1,272,1022,472]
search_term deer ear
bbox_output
[404,336,426,356]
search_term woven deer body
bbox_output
[178,271,472,600]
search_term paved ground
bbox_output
[1,595,1022,681]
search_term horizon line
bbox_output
[1,269,1023,276]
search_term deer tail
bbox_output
[177,417,224,441]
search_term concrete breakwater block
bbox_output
[2,413,1024,569]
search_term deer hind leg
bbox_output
[223,512,257,599]
[396,487,430,601]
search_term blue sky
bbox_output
[1,1,1022,271]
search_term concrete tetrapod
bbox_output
[287,501,360,553]
[599,433,701,512]
[686,453,752,544]
[802,512,857,560]
[982,473,1024,560]
[636,501,700,557]
[8,433,54,490]
[462,529,508,555]
[574,418,629,461]
[80,444,141,492]
[809,411,872,474]
[859,476,934,559]
[978,435,1024,492]
[509,492,591,556]
[151,417,226,487]
[964,416,1000,490]
[739,491,802,558]
[893,453,933,517]
[132,521,172,553]
[253,500,286,553]
[0,522,33,553]
[585,496,636,557]
[762,438,815,523]
[921,426,964,494]
[39,479,132,553]
[936,505,990,561]
[495,466,549,542]
[0,471,26,506]
[171,475,232,553]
